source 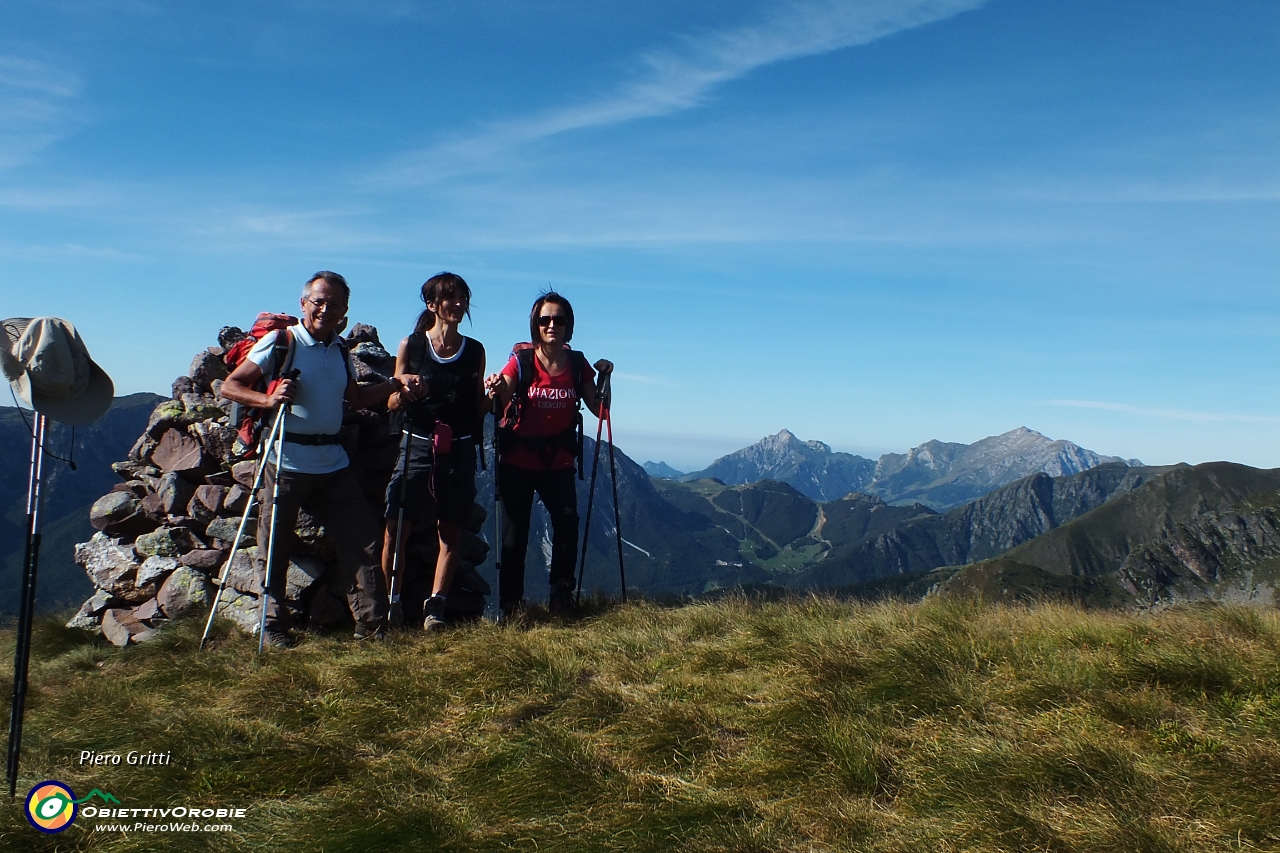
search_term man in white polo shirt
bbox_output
[221,271,426,647]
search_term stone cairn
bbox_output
[68,322,491,646]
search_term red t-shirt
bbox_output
[500,350,595,470]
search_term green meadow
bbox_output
[3,597,1278,852]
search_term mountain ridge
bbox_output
[681,426,1141,510]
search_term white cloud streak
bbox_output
[375,0,987,185]
[0,55,81,171]
[1045,399,1280,425]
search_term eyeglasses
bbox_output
[537,315,567,327]
[306,297,347,312]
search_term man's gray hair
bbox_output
[302,270,350,302]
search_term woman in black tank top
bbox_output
[383,272,487,631]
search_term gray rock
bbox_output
[286,554,325,601]
[181,549,226,571]
[88,491,155,537]
[222,546,263,594]
[137,555,179,587]
[65,590,115,631]
[153,472,196,516]
[76,533,140,590]
[157,567,212,619]
[188,350,229,393]
[112,460,160,481]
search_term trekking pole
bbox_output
[387,426,413,626]
[491,396,505,621]
[257,401,290,654]
[6,413,47,800]
[199,405,285,650]
[602,375,626,603]
[574,376,608,605]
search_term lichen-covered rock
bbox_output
[188,421,237,467]
[101,608,156,647]
[211,589,262,634]
[157,567,212,619]
[135,528,182,558]
[206,515,255,544]
[137,555,178,587]
[146,399,187,435]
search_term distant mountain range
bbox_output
[12,396,1273,616]
[676,427,1141,509]
[642,461,685,479]
[0,394,167,614]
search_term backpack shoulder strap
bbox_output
[268,329,295,381]
[406,331,427,375]
[335,335,352,383]
[515,348,536,400]
[567,350,590,406]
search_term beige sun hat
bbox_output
[1,317,114,425]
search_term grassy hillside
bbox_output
[3,598,1279,851]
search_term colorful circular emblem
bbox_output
[25,781,77,833]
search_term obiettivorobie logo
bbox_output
[25,782,119,833]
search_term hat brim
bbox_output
[21,359,115,425]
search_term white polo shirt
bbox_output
[246,323,353,474]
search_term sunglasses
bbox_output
[537,315,567,327]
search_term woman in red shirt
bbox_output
[484,292,612,618]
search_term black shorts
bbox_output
[384,434,477,526]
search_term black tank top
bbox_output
[404,333,484,437]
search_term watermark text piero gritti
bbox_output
[79,749,173,766]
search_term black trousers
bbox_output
[258,464,387,632]
[498,463,579,607]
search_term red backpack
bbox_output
[222,313,299,449]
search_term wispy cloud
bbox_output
[1045,399,1280,425]
[0,55,81,171]
[375,0,987,186]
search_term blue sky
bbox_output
[2,0,1277,471]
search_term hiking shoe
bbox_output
[387,598,404,627]
[262,628,295,649]
[548,587,575,617]
[499,599,525,623]
[422,595,447,632]
[354,625,387,642]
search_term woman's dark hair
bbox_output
[529,292,574,343]
[414,272,472,334]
